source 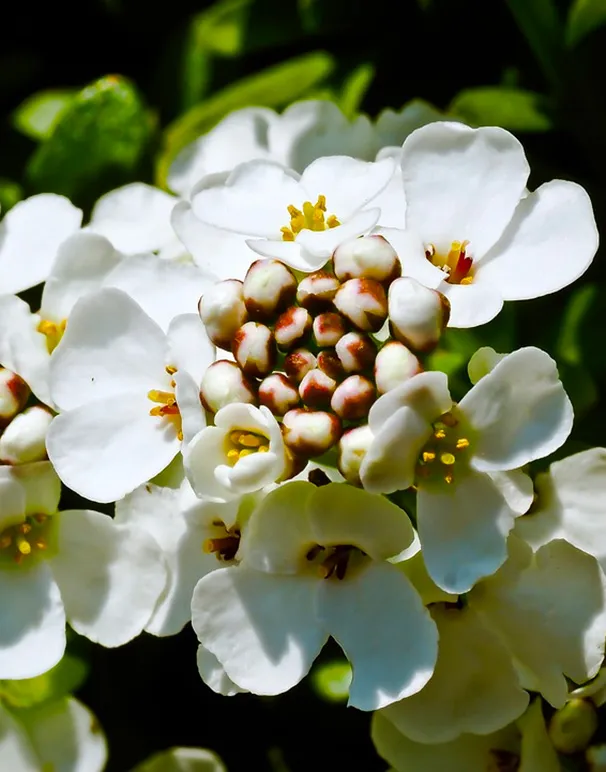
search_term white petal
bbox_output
[0,703,40,770]
[368,370,452,430]
[401,122,529,256]
[167,313,215,385]
[478,180,598,300]
[440,280,504,328]
[196,645,246,696]
[50,509,167,646]
[0,563,66,679]
[381,604,528,742]
[461,347,573,472]
[372,172,407,229]
[317,561,437,710]
[10,460,62,518]
[191,567,327,694]
[517,698,561,772]
[0,194,82,293]
[174,370,206,446]
[295,208,380,259]
[0,468,26,530]
[488,469,534,515]
[418,470,514,593]
[46,393,180,502]
[49,288,167,410]
[185,427,233,500]
[245,237,319,272]
[377,227,443,288]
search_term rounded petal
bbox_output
[50,509,167,646]
[478,180,598,300]
[440,280,504,328]
[372,172,407,229]
[461,347,573,472]
[317,561,437,710]
[295,208,380,260]
[191,567,327,695]
[196,645,246,696]
[245,237,321,272]
[0,703,40,770]
[0,194,82,294]
[381,604,528,742]
[46,393,180,502]
[401,122,529,257]
[167,313,215,385]
[418,470,515,593]
[488,469,534,516]
[377,227,443,288]
[368,370,452,430]
[0,563,66,679]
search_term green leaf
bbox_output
[567,0,606,46]
[506,0,564,87]
[449,87,552,131]
[311,660,352,702]
[0,654,88,709]
[12,89,75,141]
[27,75,154,201]
[0,178,23,212]
[339,63,375,119]
[557,283,599,366]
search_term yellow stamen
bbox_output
[34,540,47,550]
[37,318,67,354]
[16,537,31,555]
[281,195,340,241]
[422,451,436,463]
[238,449,254,458]
[441,452,456,466]
[165,365,177,375]
[258,445,269,453]
[148,390,176,405]
[444,473,454,484]
[456,438,470,450]
[239,433,263,448]
[226,449,240,463]
[19,523,32,534]
[177,430,183,441]
[434,429,446,439]
[230,431,243,443]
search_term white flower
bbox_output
[191,481,437,711]
[380,121,598,327]
[46,288,214,502]
[360,347,573,592]
[185,403,286,501]
[0,194,82,294]
[0,462,166,678]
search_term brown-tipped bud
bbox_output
[337,424,374,485]
[316,349,345,381]
[388,277,450,352]
[299,368,337,409]
[374,341,422,394]
[242,259,297,321]
[198,279,248,350]
[200,360,257,412]
[312,312,348,348]
[296,270,341,313]
[274,306,312,350]
[282,408,342,457]
[330,375,375,420]
[258,373,300,416]
[335,331,376,373]
[0,368,29,425]
[333,278,387,332]
[333,235,401,284]
[0,406,53,464]
[232,322,276,378]
[549,698,598,755]
[284,348,317,383]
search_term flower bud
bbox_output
[198,279,248,350]
[282,409,342,457]
[0,406,53,464]
[333,278,387,333]
[0,369,29,425]
[232,322,276,378]
[200,360,257,412]
[337,424,374,485]
[312,312,348,348]
[275,306,312,350]
[335,332,376,373]
[258,373,300,416]
[296,270,341,313]
[468,346,507,385]
[316,349,345,381]
[388,277,450,352]
[374,341,422,394]
[330,375,375,420]
[299,369,337,410]
[333,235,401,284]
[549,698,598,755]
[284,348,317,383]
[242,259,297,321]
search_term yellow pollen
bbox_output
[37,318,67,354]
[147,379,182,438]
[226,449,240,463]
[19,523,32,534]
[444,473,454,484]
[239,433,263,448]
[165,365,177,375]
[148,390,175,405]
[238,449,254,458]
[16,537,31,555]
[425,239,474,285]
[434,429,446,439]
[258,445,269,453]
[225,428,270,466]
[456,438,470,449]
[177,430,183,441]
[440,452,456,465]
[34,540,47,550]
[422,451,436,463]
[281,195,340,241]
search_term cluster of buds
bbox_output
[0,368,53,465]
[198,236,450,474]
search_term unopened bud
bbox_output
[330,375,375,420]
[549,698,598,755]
[299,369,337,410]
[337,424,374,485]
[243,259,297,321]
[0,406,53,464]
[296,271,341,313]
[313,312,348,348]
[374,341,422,394]
[468,346,507,385]
[335,332,376,373]
[316,349,345,381]
[232,322,276,378]
[200,360,257,412]
[388,277,450,352]
[0,369,29,425]
[333,278,387,333]
[333,235,400,284]
[198,279,248,350]
[282,409,342,456]
[259,373,300,416]
[284,348,317,383]
[275,306,312,350]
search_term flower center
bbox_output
[147,366,183,440]
[203,520,241,562]
[224,430,270,466]
[416,409,472,488]
[37,318,67,354]
[306,544,365,580]
[487,749,520,772]
[425,241,474,285]
[0,514,55,567]
[281,195,340,241]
